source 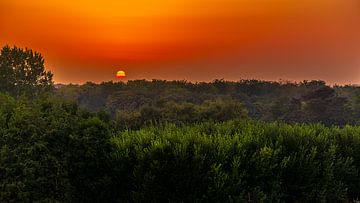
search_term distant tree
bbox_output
[268,96,291,121]
[199,98,248,122]
[0,45,53,97]
[350,88,360,123]
[299,80,326,89]
[301,86,352,125]
[285,98,303,123]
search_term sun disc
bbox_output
[116,70,126,78]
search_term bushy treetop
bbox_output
[0,45,53,97]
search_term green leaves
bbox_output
[111,121,360,202]
[0,45,53,97]
[1,90,360,201]
[0,94,114,202]
[115,98,248,130]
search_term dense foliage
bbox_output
[56,79,359,126]
[2,93,360,201]
[0,46,53,97]
[115,98,248,130]
[111,121,360,202]
[0,93,114,202]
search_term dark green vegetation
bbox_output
[0,94,112,202]
[113,121,360,202]
[0,45,53,98]
[56,78,360,127]
[2,45,360,202]
[2,97,360,202]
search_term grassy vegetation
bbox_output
[112,120,360,202]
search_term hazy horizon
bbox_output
[53,77,360,87]
[1,0,359,84]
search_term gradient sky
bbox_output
[1,0,359,84]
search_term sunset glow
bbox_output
[0,0,359,84]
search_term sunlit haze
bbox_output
[1,0,359,84]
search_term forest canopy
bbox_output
[56,79,359,127]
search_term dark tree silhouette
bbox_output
[0,45,53,97]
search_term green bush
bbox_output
[0,93,114,202]
[111,121,360,202]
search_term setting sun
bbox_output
[116,70,126,78]
[1,0,359,84]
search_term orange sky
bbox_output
[1,0,359,84]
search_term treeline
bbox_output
[57,79,360,126]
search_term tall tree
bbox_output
[0,45,53,97]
